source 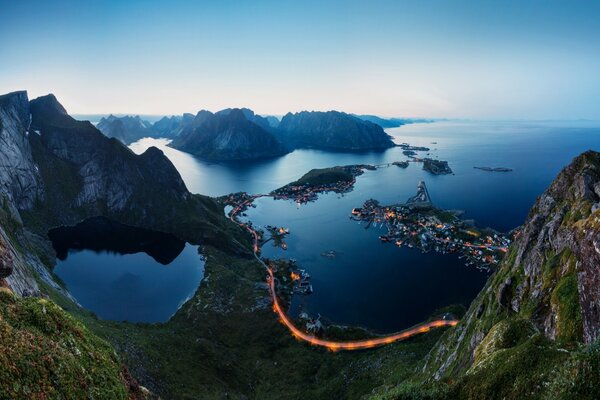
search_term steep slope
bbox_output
[170,108,288,161]
[96,114,157,144]
[0,91,43,214]
[0,288,147,399]
[277,110,395,151]
[372,151,600,399]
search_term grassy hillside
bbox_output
[290,166,355,186]
[0,288,144,400]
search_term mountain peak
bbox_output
[29,94,71,129]
[0,90,30,129]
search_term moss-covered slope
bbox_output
[0,288,146,400]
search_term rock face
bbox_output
[277,111,395,151]
[170,108,288,161]
[29,95,190,217]
[0,235,13,279]
[423,150,600,379]
[97,114,157,144]
[0,91,43,213]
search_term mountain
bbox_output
[170,108,288,161]
[152,113,194,137]
[96,114,158,144]
[264,115,280,128]
[375,150,600,399]
[277,111,395,151]
[215,107,274,131]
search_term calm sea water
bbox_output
[61,120,599,329]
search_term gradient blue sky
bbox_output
[1,0,599,118]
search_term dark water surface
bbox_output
[51,218,204,323]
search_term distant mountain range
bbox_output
[89,108,419,161]
[96,114,160,144]
[352,114,436,128]
[276,111,394,151]
[169,108,288,161]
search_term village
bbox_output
[351,181,511,269]
[270,164,373,204]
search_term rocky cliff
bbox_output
[277,110,395,151]
[170,108,288,161]
[96,114,158,144]
[380,150,600,399]
[0,91,43,215]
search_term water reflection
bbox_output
[51,217,204,323]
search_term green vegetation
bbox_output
[291,166,355,186]
[369,326,600,400]
[551,272,583,343]
[0,288,134,400]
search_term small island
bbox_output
[474,166,513,172]
[423,158,453,175]
[398,143,430,152]
[271,165,369,203]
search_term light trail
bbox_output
[228,195,459,351]
[266,267,457,351]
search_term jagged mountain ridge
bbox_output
[169,108,288,161]
[94,107,397,159]
[277,110,395,150]
[96,114,159,144]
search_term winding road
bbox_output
[229,197,459,351]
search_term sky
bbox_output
[1,0,600,119]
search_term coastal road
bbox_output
[228,196,459,351]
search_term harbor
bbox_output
[351,181,511,268]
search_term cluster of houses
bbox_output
[352,199,511,269]
[291,269,313,295]
[270,165,373,204]
[265,225,290,250]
